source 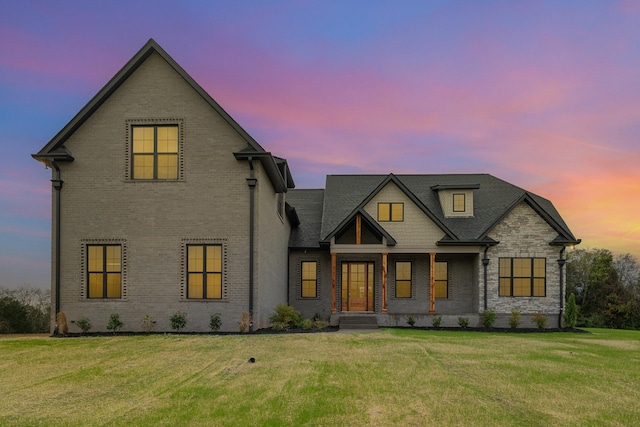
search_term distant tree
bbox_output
[567,249,640,329]
[0,287,51,333]
[0,297,32,333]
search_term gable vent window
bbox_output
[132,125,179,180]
[378,202,404,222]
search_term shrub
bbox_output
[239,311,252,333]
[142,315,155,333]
[509,310,521,329]
[209,313,222,332]
[406,315,416,327]
[269,304,303,330]
[563,293,578,328]
[170,311,187,332]
[432,315,442,328]
[106,313,124,333]
[481,310,496,328]
[531,312,548,329]
[301,318,313,330]
[57,312,69,335]
[76,317,92,334]
[313,319,330,330]
[457,317,469,328]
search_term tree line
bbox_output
[0,287,51,333]
[566,248,640,329]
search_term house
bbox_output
[33,39,580,332]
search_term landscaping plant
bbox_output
[509,310,521,329]
[481,310,496,328]
[209,313,222,332]
[531,312,548,329]
[563,293,579,328]
[170,311,187,332]
[76,317,92,334]
[106,313,124,333]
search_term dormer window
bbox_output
[378,202,404,222]
[431,184,479,218]
[453,194,465,212]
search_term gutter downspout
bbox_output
[557,246,566,328]
[482,246,490,311]
[51,161,63,317]
[246,158,257,332]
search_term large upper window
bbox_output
[434,261,448,298]
[87,244,122,299]
[395,261,412,298]
[301,261,318,298]
[499,258,546,297]
[132,125,178,179]
[378,203,404,222]
[187,245,222,299]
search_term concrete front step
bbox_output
[338,316,379,330]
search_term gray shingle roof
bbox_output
[286,189,325,248]
[288,173,579,248]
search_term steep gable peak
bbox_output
[33,38,267,161]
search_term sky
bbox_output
[1,0,639,290]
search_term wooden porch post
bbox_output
[382,253,388,312]
[429,252,436,313]
[331,253,337,313]
[355,214,362,245]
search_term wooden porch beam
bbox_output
[382,252,388,312]
[429,252,436,313]
[331,253,337,313]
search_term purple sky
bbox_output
[1,1,639,289]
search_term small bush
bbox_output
[170,311,187,332]
[301,318,313,330]
[142,315,155,333]
[76,317,92,334]
[269,304,303,330]
[563,293,578,328]
[432,315,442,328]
[481,310,496,328]
[239,311,252,333]
[457,317,469,328]
[406,315,416,327]
[209,313,222,332]
[313,319,330,330]
[531,312,548,329]
[509,310,521,329]
[106,313,124,333]
[57,312,69,335]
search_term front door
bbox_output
[341,262,374,311]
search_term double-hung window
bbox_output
[87,244,122,299]
[434,261,448,298]
[395,261,412,298]
[301,261,318,298]
[132,125,179,180]
[187,245,222,299]
[499,258,546,297]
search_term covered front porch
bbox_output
[328,251,479,319]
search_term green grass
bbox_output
[1,329,638,426]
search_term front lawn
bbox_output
[1,328,638,426]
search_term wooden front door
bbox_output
[341,262,374,311]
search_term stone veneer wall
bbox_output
[483,202,564,326]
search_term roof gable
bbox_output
[33,39,294,191]
[34,39,266,160]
